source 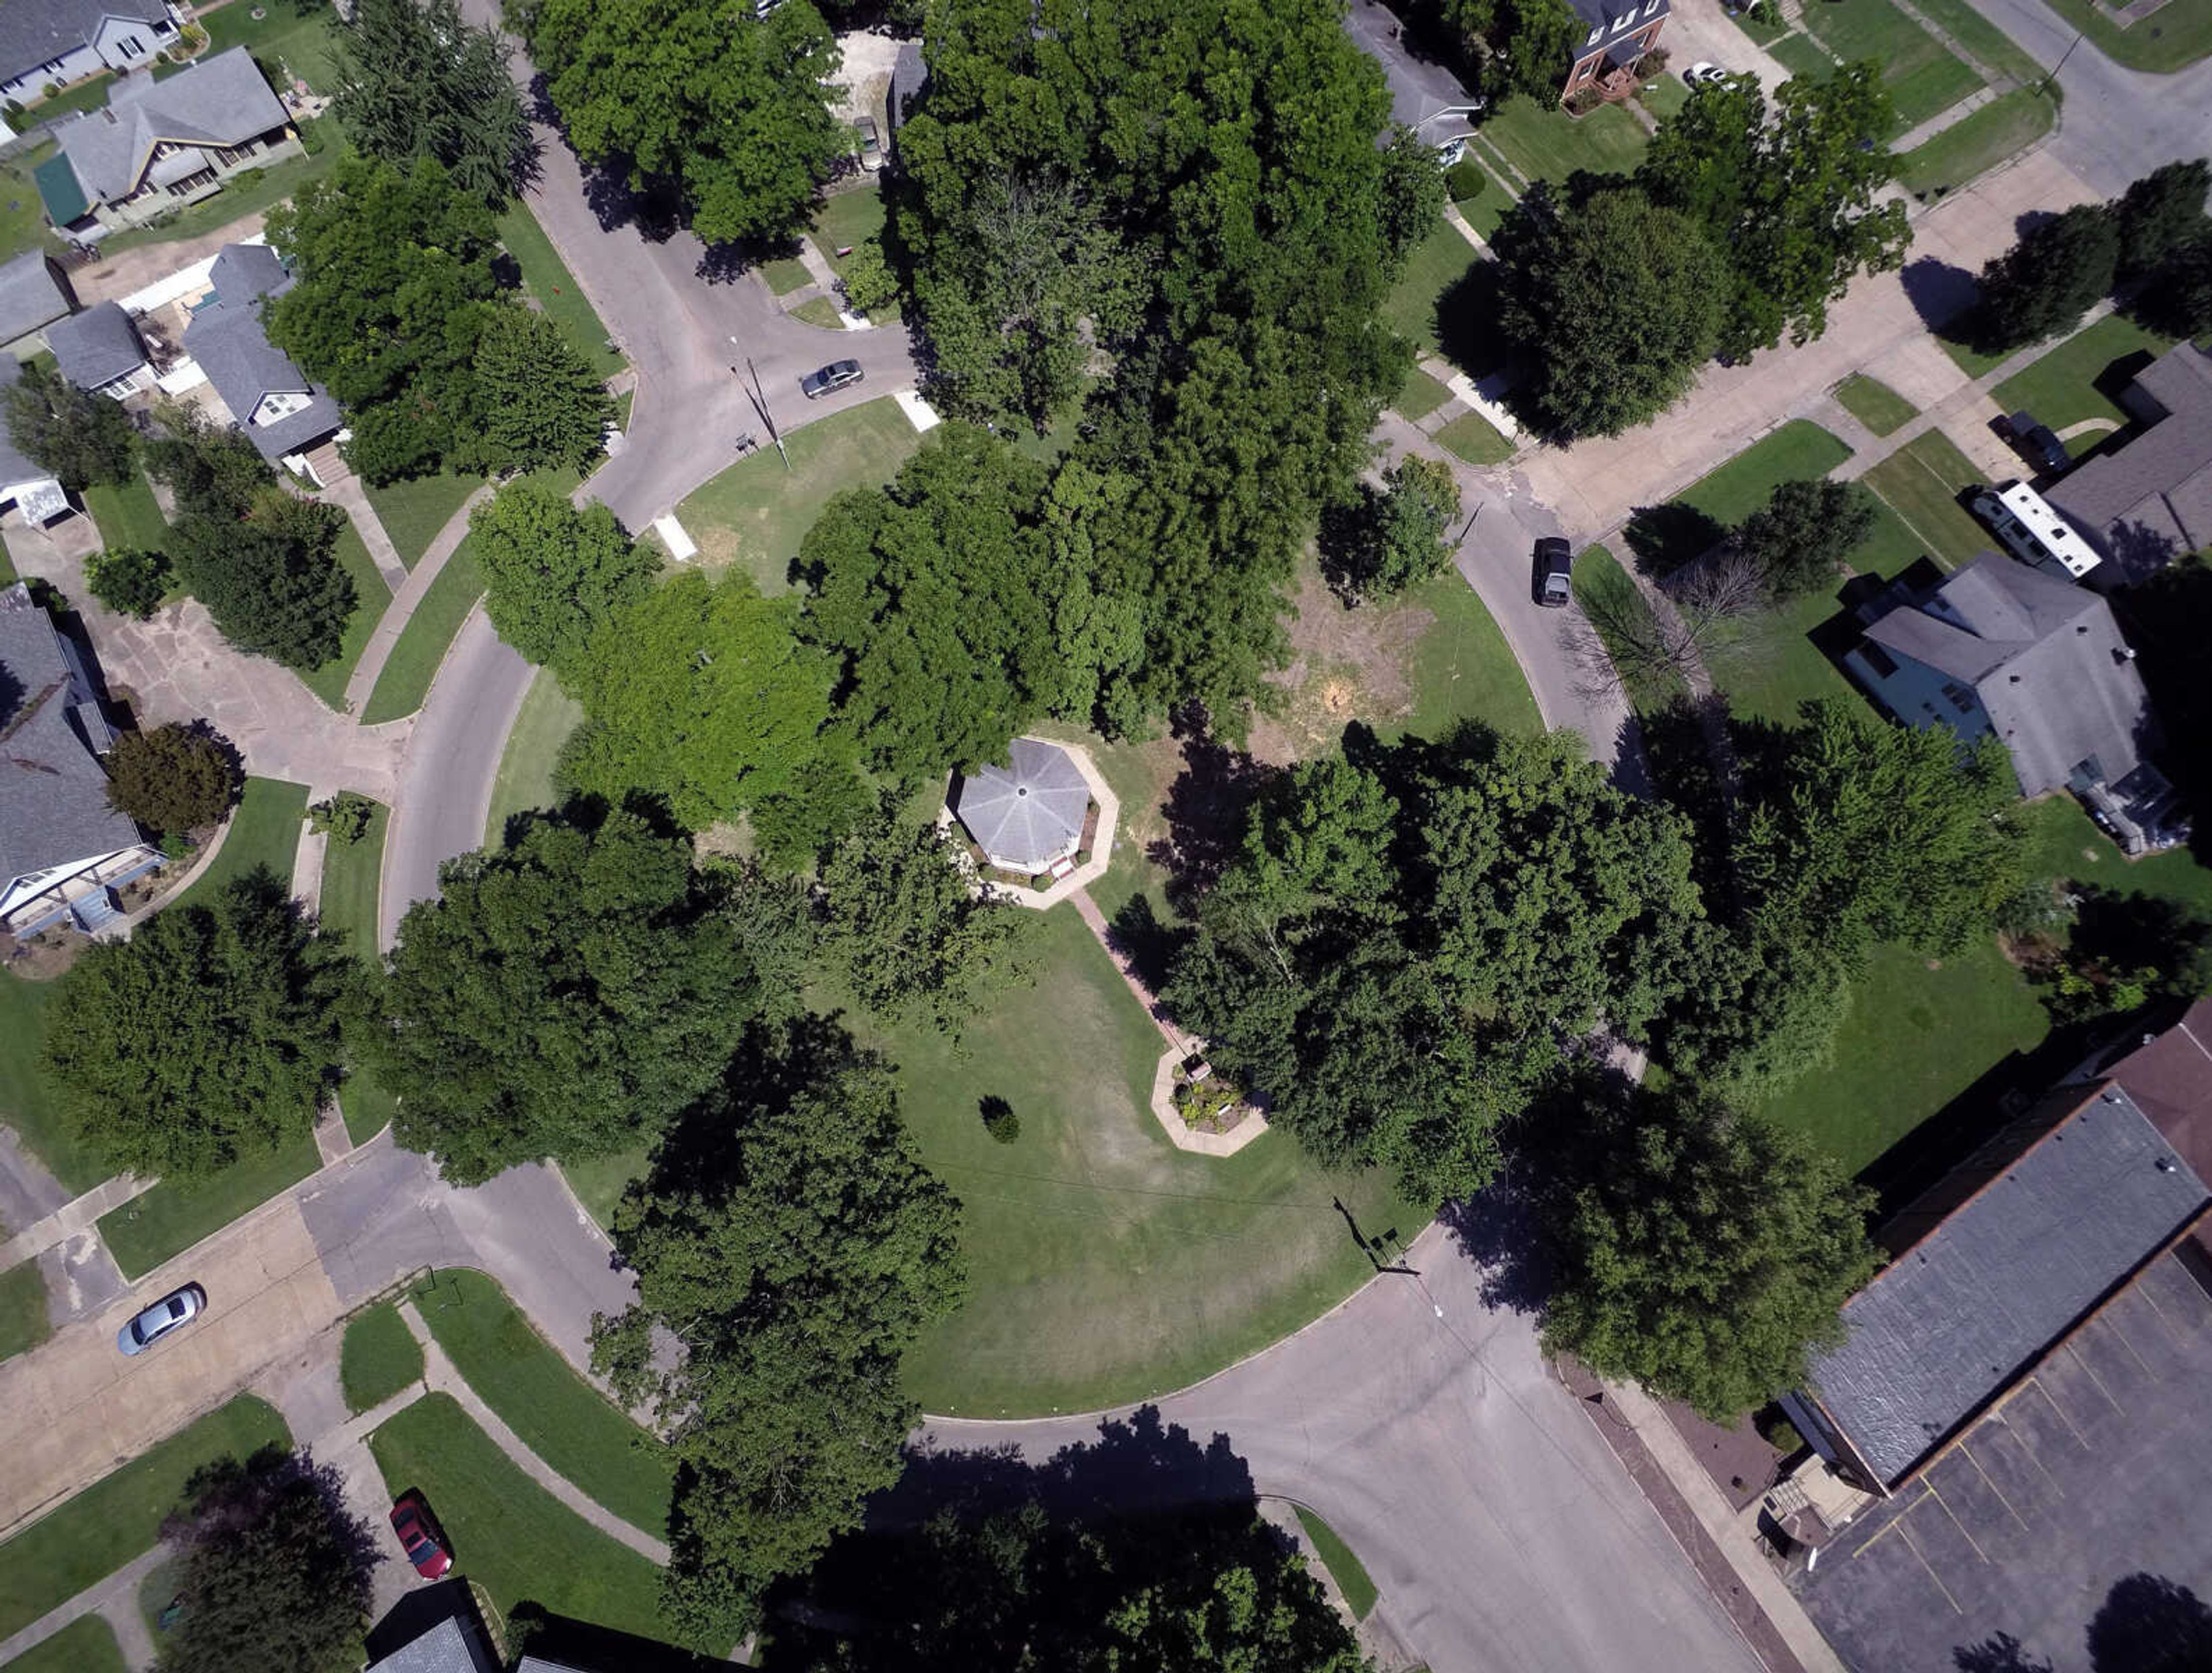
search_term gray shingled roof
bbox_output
[0,0,168,84]
[1802,1083,2208,1488]
[1862,552,2153,798]
[0,250,71,345]
[0,581,139,891]
[183,245,340,462]
[1342,1,1482,135]
[364,1617,498,1673]
[2048,344,2212,581]
[48,47,287,204]
[208,239,286,302]
[889,39,927,129]
[1562,0,1668,41]
[954,738,1088,869]
[46,298,142,390]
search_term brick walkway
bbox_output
[1070,891,1200,1057]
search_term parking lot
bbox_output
[1797,1247,2212,1671]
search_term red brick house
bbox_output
[1563,0,1668,100]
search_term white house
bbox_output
[0,0,178,108]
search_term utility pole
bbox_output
[2039,29,2083,94]
[731,338,790,471]
[1456,503,1483,545]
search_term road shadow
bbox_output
[1437,1179,1552,1315]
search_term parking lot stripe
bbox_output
[1920,1484,1990,1564]
[2104,1313,2157,1376]
[2065,1340,2126,1414]
[1897,1522,1963,1614]
[2030,1376,2092,1456]
[1953,1439,2030,1532]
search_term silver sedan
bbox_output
[117,1283,205,1356]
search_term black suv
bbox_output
[1533,537,1574,607]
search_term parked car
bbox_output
[1683,61,1730,87]
[2005,411,2073,476]
[1533,537,1574,607]
[800,359,863,399]
[854,114,882,169]
[116,1284,204,1356]
[390,1492,453,1580]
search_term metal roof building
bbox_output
[952,738,1089,872]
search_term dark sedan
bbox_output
[800,359,863,399]
[1533,537,1574,607]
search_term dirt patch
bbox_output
[2,932,83,979]
[1248,568,1431,765]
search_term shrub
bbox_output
[1445,158,1487,204]
[85,547,171,619]
[1031,872,1055,891]
[308,791,376,844]
[228,167,266,191]
[838,237,899,316]
[980,1096,1020,1144]
[104,723,241,836]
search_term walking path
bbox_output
[342,485,496,714]
[319,478,410,595]
[0,1173,157,1272]
[0,1545,168,1671]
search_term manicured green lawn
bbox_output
[762,255,812,295]
[316,797,388,957]
[1573,545,1684,715]
[1389,568,1544,743]
[1895,88,2057,198]
[81,471,169,556]
[484,669,585,844]
[1455,168,1510,242]
[1636,73,1690,122]
[1294,1507,1378,1621]
[1381,221,1482,358]
[195,1,344,91]
[169,777,305,916]
[98,1130,322,1279]
[362,473,483,571]
[0,1260,51,1361]
[361,540,483,722]
[1480,95,1648,185]
[2023,0,2212,70]
[96,123,343,255]
[1860,431,1992,569]
[338,1074,397,1146]
[811,185,892,310]
[1991,314,2173,434]
[1435,408,1513,466]
[1731,1,1793,44]
[0,1614,128,1673]
[495,203,624,378]
[1768,32,1839,83]
[19,73,115,123]
[412,1269,672,1537]
[1796,0,1981,132]
[789,295,843,329]
[0,1395,290,1639]
[1394,367,1455,423]
[2020,795,2212,915]
[558,1146,648,1232]
[1906,0,2050,82]
[1680,420,1853,526]
[0,973,92,1192]
[297,516,392,713]
[677,397,922,593]
[340,1302,423,1414]
[1833,374,1918,437]
[367,1394,670,1645]
[0,144,60,263]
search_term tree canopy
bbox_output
[1970,202,2122,354]
[473,479,656,683]
[1734,478,1878,600]
[471,305,615,473]
[2,359,135,490]
[41,874,357,1179]
[1320,454,1462,604]
[371,804,762,1184]
[331,0,529,208]
[104,723,240,836]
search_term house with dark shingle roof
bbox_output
[181,241,341,468]
[2048,343,2212,586]
[1842,551,2184,853]
[0,580,158,937]
[1342,1,1485,156]
[0,359,71,526]
[0,251,77,359]
[47,298,149,397]
[0,0,175,108]
[37,47,299,237]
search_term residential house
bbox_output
[0,359,71,526]
[0,250,77,359]
[1563,0,1668,102]
[2048,341,2212,585]
[46,298,149,397]
[2074,995,2212,1184]
[181,241,341,474]
[1342,0,1484,159]
[35,47,300,238]
[889,39,927,135]
[1842,551,2184,853]
[0,0,177,108]
[0,580,158,937]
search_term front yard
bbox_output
[1990,314,2173,435]
[1794,0,1980,134]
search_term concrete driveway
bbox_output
[1663,0,1797,99]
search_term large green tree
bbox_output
[165,489,355,672]
[103,722,240,836]
[158,1447,375,1673]
[516,0,847,245]
[1970,202,2122,353]
[1734,478,1878,600]
[2,359,135,490]
[472,478,656,682]
[331,0,529,208]
[470,305,613,473]
[41,874,357,1179]
[370,805,762,1183]
[2113,159,2210,279]
[592,1033,965,1646]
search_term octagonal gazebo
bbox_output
[952,738,1090,873]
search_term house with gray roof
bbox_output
[0,359,71,526]
[0,251,77,359]
[36,47,299,237]
[47,298,148,397]
[1784,1079,2211,1496]
[1842,551,2184,853]
[1342,0,1485,155]
[0,581,157,937]
[952,737,1093,874]
[2048,342,2212,586]
[181,241,341,468]
[0,0,175,108]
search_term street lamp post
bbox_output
[730,337,791,471]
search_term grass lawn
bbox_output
[1381,221,1481,359]
[1456,173,1510,242]
[1906,0,2051,82]
[1833,374,1919,437]
[1574,545,1685,714]
[297,516,393,713]
[1480,95,1648,185]
[1860,431,1991,569]
[340,1302,423,1414]
[98,1130,321,1279]
[0,1260,52,1361]
[361,539,483,722]
[762,255,812,296]
[484,669,585,844]
[2021,796,2212,915]
[315,797,388,956]
[2022,0,2212,69]
[1636,72,1690,121]
[81,471,169,556]
[362,472,482,571]
[170,776,305,915]
[1681,420,1853,526]
[19,73,116,123]
[0,973,93,1192]
[0,1394,290,1639]
[789,295,842,329]
[195,0,343,91]
[1435,408,1513,466]
[1991,314,2174,434]
[1393,367,1455,423]
[1768,32,1839,83]
[1895,87,2058,198]
[1294,1507,1378,1621]
[0,144,60,263]
[1387,569,1545,743]
[338,1073,398,1147]
[1730,1,1793,44]
[494,203,624,378]
[810,185,891,306]
[368,1394,670,1645]
[676,397,922,593]
[95,123,342,256]
[558,1146,648,1232]
[0,1614,127,1673]
[1796,0,1981,132]
[412,1269,672,1537]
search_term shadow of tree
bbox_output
[1623,502,1727,578]
[1146,720,1277,914]
[1954,1631,2055,1673]
[1901,255,1981,336]
[2087,1573,2212,1672]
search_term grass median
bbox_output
[361,539,484,723]
[170,777,306,915]
[1896,87,2058,199]
[0,1260,52,1363]
[98,1130,322,1280]
[483,670,584,845]
[362,473,482,572]
[1833,374,1918,437]
[315,797,388,957]
[1294,1506,1378,1621]
[495,203,624,378]
[342,1302,425,1414]
[0,1614,128,1673]
[298,517,393,714]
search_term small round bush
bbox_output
[1445,158,1486,204]
[979,1096,1020,1144]
[105,723,240,836]
[86,548,172,620]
